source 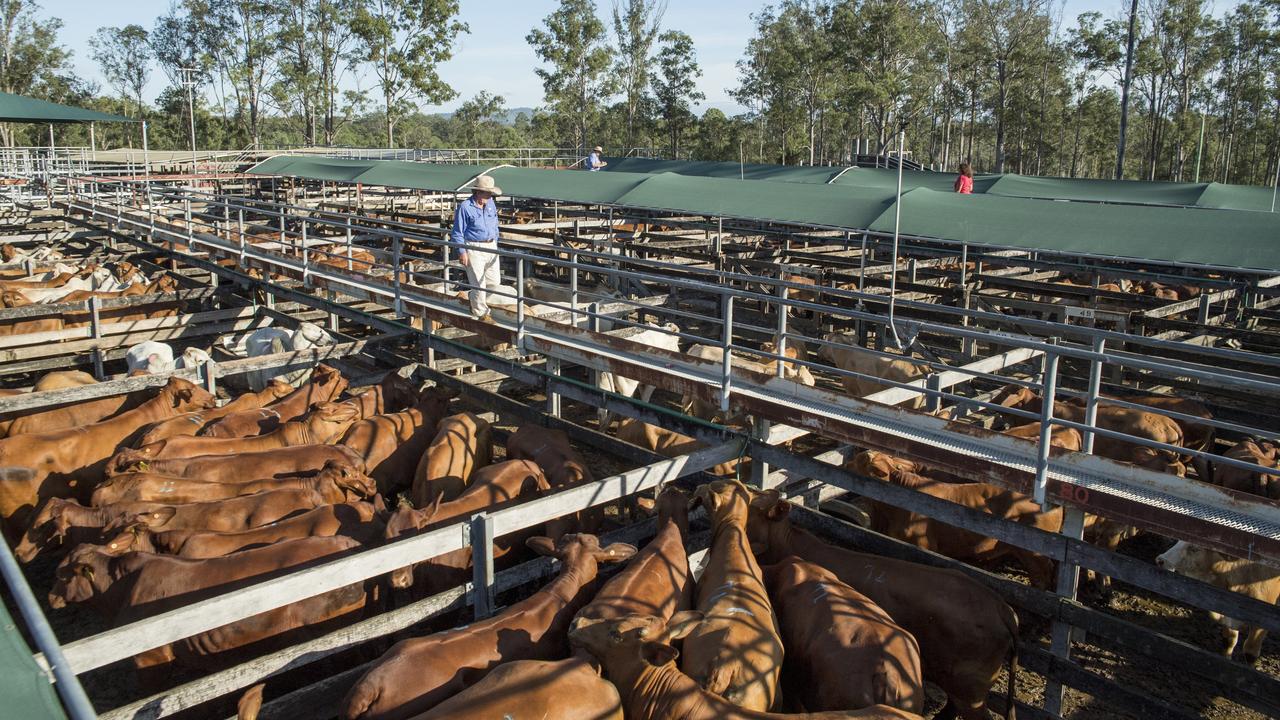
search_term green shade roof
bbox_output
[248,154,1280,272]
[0,91,134,124]
[0,602,65,720]
[605,157,1276,212]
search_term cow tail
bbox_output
[1003,606,1019,720]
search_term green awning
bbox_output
[0,602,65,719]
[0,91,134,124]
[247,155,1280,273]
[605,157,1276,212]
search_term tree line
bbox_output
[0,0,1276,185]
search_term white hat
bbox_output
[594,146,603,152]
[471,175,502,196]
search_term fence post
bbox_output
[546,356,562,417]
[1032,340,1060,506]
[346,216,354,272]
[570,250,580,328]
[237,208,245,264]
[469,513,495,619]
[202,358,218,396]
[516,254,526,355]
[301,219,310,287]
[720,294,734,414]
[392,236,403,318]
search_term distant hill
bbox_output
[431,107,537,125]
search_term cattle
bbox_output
[103,501,384,559]
[0,266,81,289]
[125,341,212,375]
[568,613,922,720]
[90,461,376,506]
[597,322,682,429]
[109,443,364,482]
[818,333,932,410]
[682,342,815,422]
[764,556,924,714]
[61,274,178,305]
[506,425,592,489]
[49,536,367,677]
[338,388,454,494]
[523,278,623,324]
[616,418,744,479]
[136,379,295,446]
[851,451,1058,589]
[682,480,784,712]
[747,491,1018,720]
[0,373,140,439]
[0,378,216,540]
[576,485,693,625]
[243,322,335,391]
[341,533,635,720]
[15,489,332,563]
[411,412,493,508]
[1003,421,1084,452]
[760,339,817,386]
[384,459,549,592]
[200,364,347,439]
[1214,439,1279,499]
[118,401,361,463]
[0,289,64,335]
[1058,392,1214,478]
[993,385,1186,475]
[412,657,623,720]
[1156,541,1280,665]
[11,266,124,303]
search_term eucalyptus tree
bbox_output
[272,0,363,145]
[351,0,467,148]
[651,29,703,156]
[612,0,666,148]
[526,0,616,150]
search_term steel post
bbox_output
[721,294,735,413]
[469,513,496,618]
[1033,347,1061,506]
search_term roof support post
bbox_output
[1033,340,1061,507]
[469,513,495,619]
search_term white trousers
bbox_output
[463,243,516,317]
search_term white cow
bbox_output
[679,342,817,421]
[243,322,334,391]
[16,267,126,304]
[4,263,79,282]
[126,342,212,375]
[597,322,681,429]
[1156,541,1280,665]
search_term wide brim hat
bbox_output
[594,146,603,152]
[471,175,502,196]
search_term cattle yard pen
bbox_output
[0,162,1276,720]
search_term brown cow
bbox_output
[103,501,384,559]
[341,533,636,720]
[747,491,1017,720]
[49,536,367,676]
[1157,541,1280,664]
[338,388,453,494]
[682,480,784,712]
[764,556,924,714]
[505,425,591,488]
[2,381,150,440]
[0,378,216,540]
[819,333,932,410]
[410,412,493,508]
[109,444,364,481]
[1214,439,1279,499]
[136,379,294,446]
[852,451,1058,589]
[118,401,361,463]
[617,418,744,479]
[200,364,347,438]
[385,459,549,592]
[577,485,693,624]
[412,657,623,720]
[0,371,100,437]
[1059,392,1214,478]
[568,613,922,720]
[0,289,63,336]
[993,385,1186,475]
[90,462,376,506]
[15,490,331,563]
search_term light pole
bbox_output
[179,67,199,177]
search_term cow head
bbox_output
[745,489,793,560]
[0,289,30,308]
[161,377,217,413]
[306,402,362,443]
[107,447,154,477]
[690,479,752,526]
[526,533,636,579]
[569,611,703,674]
[266,377,295,399]
[409,385,455,422]
[850,450,908,481]
[318,461,377,501]
[309,364,349,400]
[817,332,858,363]
[1155,540,1242,584]
[100,523,156,556]
[153,275,179,294]
[654,485,690,538]
[49,545,113,609]
[378,372,420,413]
[15,497,88,563]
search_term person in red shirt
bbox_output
[954,162,974,194]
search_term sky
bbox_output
[52,0,1149,115]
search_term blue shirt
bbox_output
[587,152,602,171]
[450,197,499,246]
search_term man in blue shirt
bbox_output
[586,146,607,171]
[450,174,516,321]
